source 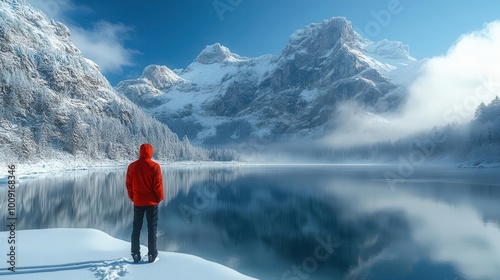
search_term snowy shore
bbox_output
[0,228,256,280]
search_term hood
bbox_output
[139,143,153,159]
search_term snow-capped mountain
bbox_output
[0,0,209,163]
[194,43,246,64]
[116,17,420,146]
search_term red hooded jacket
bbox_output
[126,143,164,206]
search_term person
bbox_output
[126,143,164,263]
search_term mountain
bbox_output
[116,17,420,146]
[0,0,211,164]
[194,43,245,64]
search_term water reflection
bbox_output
[1,165,499,279]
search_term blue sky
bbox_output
[28,0,500,85]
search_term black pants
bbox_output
[131,205,158,255]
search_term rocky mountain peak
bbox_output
[194,43,243,64]
[363,39,415,61]
[141,65,183,89]
[285,17,361,56]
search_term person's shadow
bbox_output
[0,258,130,278]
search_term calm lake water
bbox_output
[1,164,500,280]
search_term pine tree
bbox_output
[66,114,87,155]
[20,127,36,161]
[34,112,51,156]
[475,102,486,119]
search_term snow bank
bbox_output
[0,228,256,280]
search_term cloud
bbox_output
[320,102,410,146]
[323,21,500,147]
[403,20,500,128]
[70,22,136,73]
[26,0,81,19]
[27,0,136,74]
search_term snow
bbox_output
[299,89,320,102]
[363,39,414,61]
[358,49,424,86]
[288,17,350,46]
[358,39,422,86]
[0,228,256,280]
[181,62,240,85]
[194,43,248,65]
[141,65,185,88]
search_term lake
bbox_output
[1,164,500,280]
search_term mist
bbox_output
[323,21,500,147]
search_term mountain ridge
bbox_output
[116,17,419,146]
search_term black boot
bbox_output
[148,252,158,263]
[132,253,141,263]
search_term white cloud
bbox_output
[27,0,135,74]
[402,20,500,128]
[26,0,80,19]
[324,21,500,146]
[70,21,135,73]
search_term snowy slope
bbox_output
[359,39,422,86]
[116,18,421,146]
[0,228,256,280]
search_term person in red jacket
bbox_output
[126,143,164,263]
